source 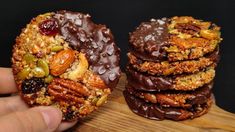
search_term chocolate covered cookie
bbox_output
[126,66,215,91]
[123,90,212,121]
[126,82,212,108]
[129,16,221,62]
[128,48,219,75]
[12,11,121,121]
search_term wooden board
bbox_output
[68,73,235,132]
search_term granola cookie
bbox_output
[123,90,212,121]
[128,48,219,76]
[125,82,212,108]
[12,11,121,121]
[126,65,215,91]
[129,16,222,62]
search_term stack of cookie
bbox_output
[124,16,222,120]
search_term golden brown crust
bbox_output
[128,52,217,76]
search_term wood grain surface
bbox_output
[67,73,235,132]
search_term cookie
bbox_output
[12,10,121,121]
[126,65,215,91]
[129,16,222,62]
[123,90,212,121]
[128,47,219,75]
[125,82,212,108]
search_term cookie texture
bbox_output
[12,11,121,121]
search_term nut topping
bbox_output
[50,49,75,76]
[48,78,90,104]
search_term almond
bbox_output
[50,49,75,76]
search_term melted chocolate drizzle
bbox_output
[53,11,121,89]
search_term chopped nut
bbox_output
[67,53,88,81]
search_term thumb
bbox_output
[0,106,62,132]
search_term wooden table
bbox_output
[68,74,235,132]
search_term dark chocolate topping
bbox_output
[123,90,211,120]
[53,11,121,89]
[126,65,173,91]
[129,18,170,62]
[126,82,212,107]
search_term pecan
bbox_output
[175,23,201,35]
[48,78,90,104]
[50,49,75,76]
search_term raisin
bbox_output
[39,18,59,36]
[64,107,76,121]
[21,78,46,94]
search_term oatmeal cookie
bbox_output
[126,65,215,91]
[12,11,121,121]
[123,90,212,121]
[129,16,222,62]
[125,82,212,108]
[128,48,218,76]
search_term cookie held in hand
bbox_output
[12,10,121,121]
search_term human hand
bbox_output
[0,68,77,132]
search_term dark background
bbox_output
[0,0,234,113]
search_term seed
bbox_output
[37,59,49,76]
[200,30,219,40]
[32,67,45,77]
[23,53,35,64]
[17,67,31,80]
[91,97,99,105]
[44,75,53,83]
[96,95,108,107]
[51,45,64,52]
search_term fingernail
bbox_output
[39,107,62,129]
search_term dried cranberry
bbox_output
[39,18,59,36]
[21,78,46,94]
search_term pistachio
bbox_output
[17,67,31,79]
[200,30,219,40]
[96,95,108,107]
[37,59,49,76]
[44,75,53,83]
[51,45,64,52]
[32,67,45,77]
[23,53,35,64]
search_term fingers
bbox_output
[57,121,78,132]
[0,106,62,132]
[0,68,17,94]
[0,96,28,116]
